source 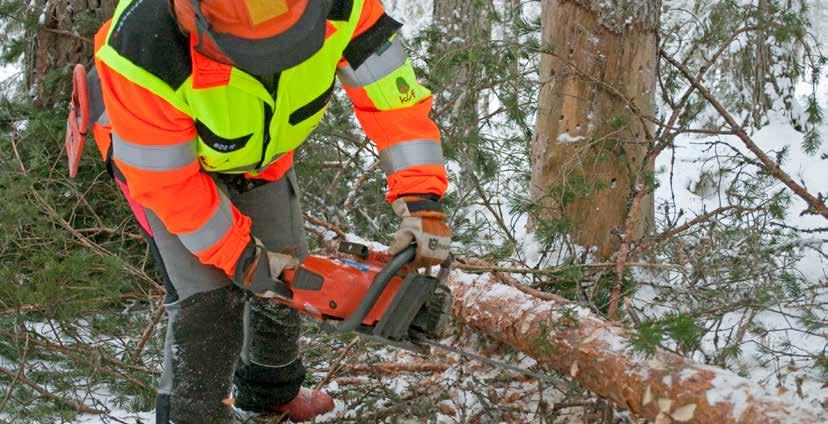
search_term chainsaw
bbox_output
[268,242,561,383]
[267,242,454,355]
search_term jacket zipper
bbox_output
[257,72,281,169]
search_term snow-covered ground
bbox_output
[73,408,153,424]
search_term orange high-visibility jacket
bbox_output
[94,0,447,277]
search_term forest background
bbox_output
[0,0,827,422]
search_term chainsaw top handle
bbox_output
[338,246,415,332]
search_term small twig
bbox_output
[331,376,370,387]
[314,337,361,390]
[608,187,646,320]
[0,304,42,315]
[0,292,151,316]
[42,28,93,44]
[0,332,29,412]
[324,361,450,376]
[714,307,758,366]
[343,160,381,211]
[304,214,348,240]
[130,298,165,363]
[0,366,102,415]
[633,206,742,255]
[467,169,518,247]
[458,257,563,303]
[328,136,370,193]
[75,227,145,241]
[623,298,641,327]
[10,128,26,175]
[454,260,678,276]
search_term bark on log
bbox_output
[446,272,826,423]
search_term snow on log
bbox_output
[446,272,826,423]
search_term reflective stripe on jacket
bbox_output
[94,0,447,276]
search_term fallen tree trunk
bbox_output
[446,272,825,423]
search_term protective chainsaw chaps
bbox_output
[273,243,453,354]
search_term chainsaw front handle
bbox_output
[338,246,416,332]
[337,246,454,333]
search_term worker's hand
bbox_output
[232,237,299,297]
[388,195,452,267]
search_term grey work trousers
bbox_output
[147,170,308,424]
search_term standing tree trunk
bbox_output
[530,0,658,259]
[27,0,116,107]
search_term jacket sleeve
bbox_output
[337,0,448,203]
[96,59,252,277]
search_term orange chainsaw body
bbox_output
[272,243,452,354]
[273,243,452,354]
[279,250,404,326]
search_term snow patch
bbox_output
[557,132,585,144]
[704,373,751,420]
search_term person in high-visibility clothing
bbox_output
[85,0,451,422]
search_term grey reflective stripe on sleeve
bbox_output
[338,38,407,87]
[379,139,444,175]
[178,193,234,254]
[112,132,197,171]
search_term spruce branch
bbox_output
[661,48,828,219]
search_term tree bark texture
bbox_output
[531,0,658,259]
[28,0,116,107]
[447,272,826,423]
